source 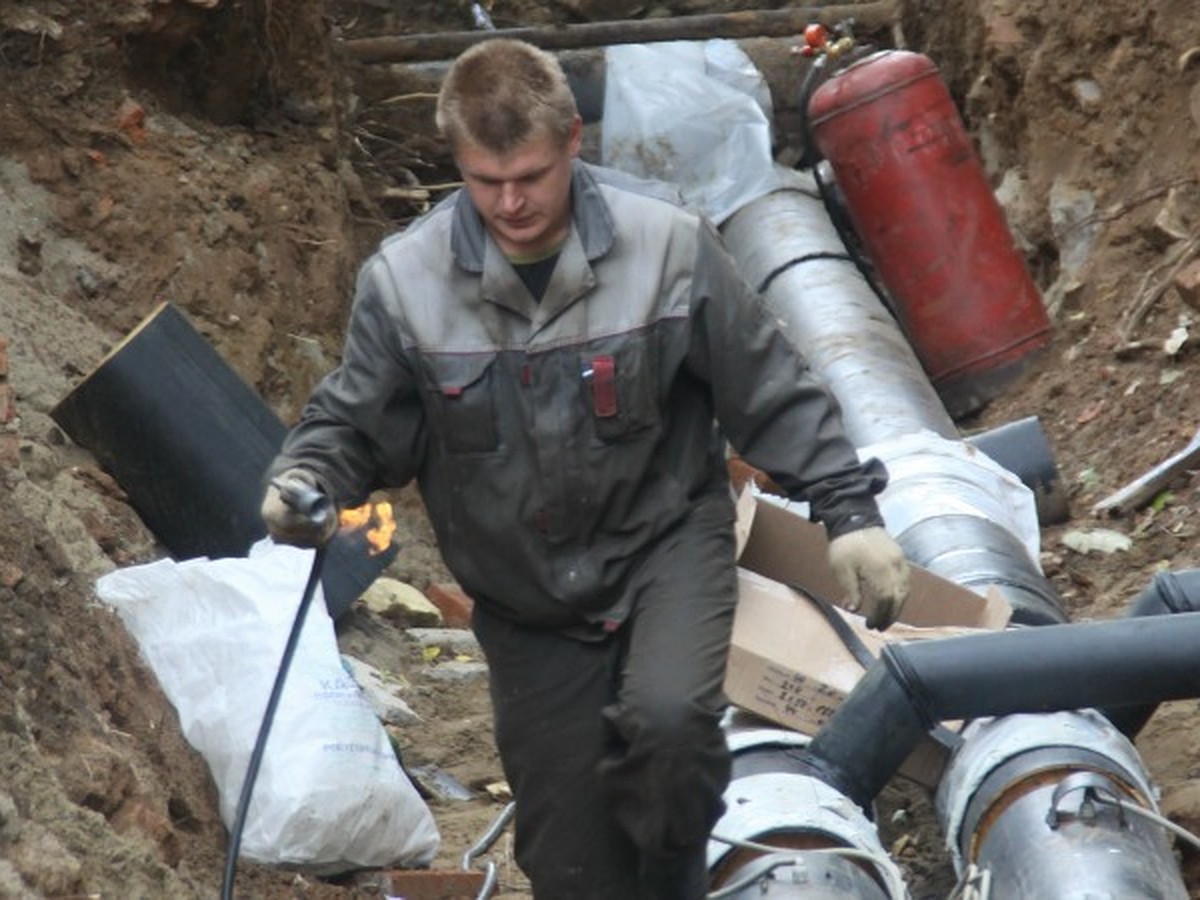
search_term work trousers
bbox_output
[471,497,738,900]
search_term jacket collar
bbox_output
[449,160,616,274]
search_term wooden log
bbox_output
[339,2,899,64]
[367,36,814,123]
[50,301,394,617]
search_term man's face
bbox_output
[455,117,583,259]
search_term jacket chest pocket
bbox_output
[421,352,501,455]
[579,339,661,443]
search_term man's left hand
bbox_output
[827,526,911,630]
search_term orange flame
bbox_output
[338,501,396,555]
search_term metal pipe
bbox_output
[719,181,1065,625]
[337,3,899,64]
[722,183,955,443]
[721,182,1188,897]
[935,712,1188,899]
[708,719,905,899]
[802,610,1200,809]
[699,51,1185,900]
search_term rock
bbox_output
[341,654,421,726]
[484,781,512,802]
[1159,779,1200,842]
[361,577,442,627]
[1148,198,1191,248]
[1072,78,1103,114]
[406,763,475,802]
[1061,528,1133,555]
[1173,258,1200,308]
[0,791,19,841]
[422,660,489,683]
[1048,178,1097,280]
[407,628,482,657]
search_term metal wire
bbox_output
[1095,794,1200,853]
[462,801,517,900]
[708,831,908,900]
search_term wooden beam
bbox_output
[339,2,898,64]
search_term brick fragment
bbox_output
[375,869,486,899]
[0,384,15,424]
[426,582,474,628]
[1174,258,1200,307]
[0,433,18,468]
[0,561,23,589]
[727,456,785,496]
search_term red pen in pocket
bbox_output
[587,355,617,418]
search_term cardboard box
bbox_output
[725,489,1011,788]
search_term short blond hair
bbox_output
[436,38,578,154]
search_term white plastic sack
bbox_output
[601,40,801,223]
[95,539,440,874]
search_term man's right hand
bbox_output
[827,525,910,631]
[261,468,338,547]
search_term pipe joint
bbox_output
[879,644,938,730]
[1045,770,1129,831]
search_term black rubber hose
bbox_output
[221,545,328,900]
[804,608,1200,809]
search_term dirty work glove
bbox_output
[827,526,911,631]
[261,468,338,548]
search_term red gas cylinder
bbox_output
[808,50,1051,419]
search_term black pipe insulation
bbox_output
[802,609,1200,809]
[965,416,1070,526]
[1100,568,1200,738]
[50,302,396,619]
[795,662,926,812]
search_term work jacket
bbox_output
[271,161,887,630]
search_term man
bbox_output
[262,38,909,900]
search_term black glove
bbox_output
[261,468,337,548]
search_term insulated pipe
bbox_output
[722,184,955,443]
[50,301,396,618]
[966,416,1070,525]
[720,182,1065,625]
[708,721,904,899]
[799,610,1200,810]
[934,711,1188,900]
[1100,568,1200,737]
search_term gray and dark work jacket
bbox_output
[269,160,888,631]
